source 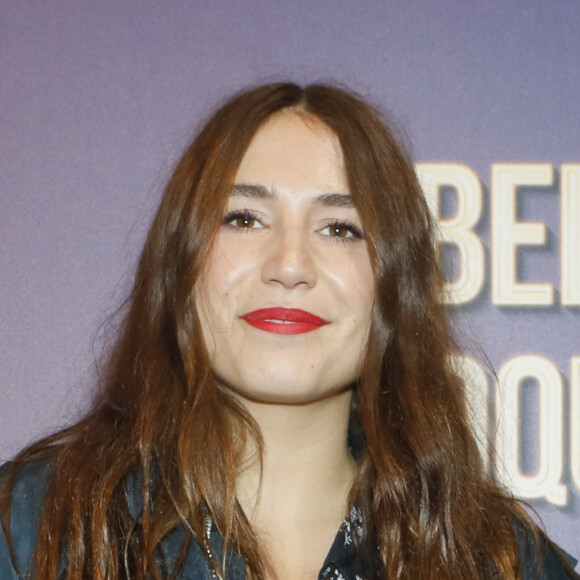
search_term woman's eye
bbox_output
[232,216,257,229]
[223,211,263,230]
[321,222,364,240]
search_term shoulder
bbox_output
[0,460,54,578]
[513,519,578,580]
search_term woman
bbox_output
[0,82,577,579]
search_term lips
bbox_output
[241,307,330,335]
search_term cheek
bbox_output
[198,251,238,313]
[326,253,375,312]
[196,244,258,337]
[204,241,261,296]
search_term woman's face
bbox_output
[196,111,374,404]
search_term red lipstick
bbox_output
[241,308,330,335]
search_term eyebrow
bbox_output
[230,183,355,209]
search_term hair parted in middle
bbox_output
[2,82,528,579]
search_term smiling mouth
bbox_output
[241,308,330,335]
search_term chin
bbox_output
[219,374,355,406]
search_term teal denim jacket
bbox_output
[1,462,577,579]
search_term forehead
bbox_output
[234,110,348,195]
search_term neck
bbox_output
[235,389,356,525]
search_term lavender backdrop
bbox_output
[1,0,579,557]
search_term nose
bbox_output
[261,224,317,289]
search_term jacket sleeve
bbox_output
[0,462,52,579]
[514,519,578,580]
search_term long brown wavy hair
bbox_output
[0,82,552,579]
